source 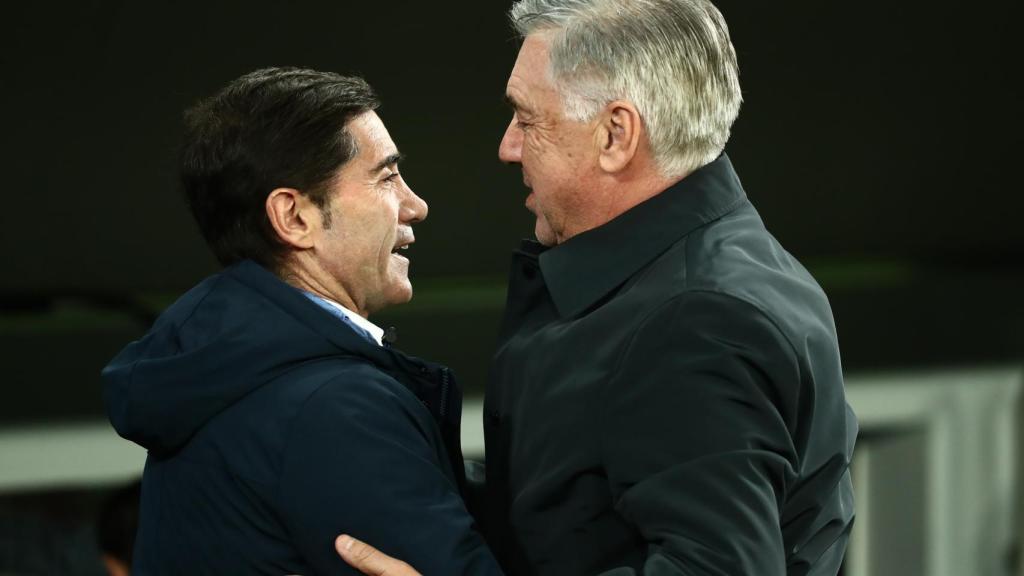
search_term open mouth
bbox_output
[391,240,413,255]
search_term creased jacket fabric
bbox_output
[482,155,857,576]
[102,260,501,576]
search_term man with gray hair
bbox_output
[340,1,856,574]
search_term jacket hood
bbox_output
[102,261,385,454]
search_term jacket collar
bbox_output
[534,153,747,318]
[226,260,462,421]
[225,260,465,490]
[227,260,388,360]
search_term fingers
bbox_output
[335,535,421,576]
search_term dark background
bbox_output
[2,0,1022,426]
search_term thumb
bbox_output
[335,535,420,576]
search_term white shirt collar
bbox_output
[314,296,386,346]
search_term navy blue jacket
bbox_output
[103,261,501,575]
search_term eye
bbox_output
[385,171,401,182]
[512,112,532,131]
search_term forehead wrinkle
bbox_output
[510,34,568,117]
[506,89,537,115]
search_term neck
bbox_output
[565,162,686,243]
[605,169,685,221]
[278,254,366,318]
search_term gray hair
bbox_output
[510,0,742,178]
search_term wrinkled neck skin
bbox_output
[278,253,366,318]
[560,151,688,245]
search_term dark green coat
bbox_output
[482,155,857,575]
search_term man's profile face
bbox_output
[314,111,427,315]
[499,32,600,246]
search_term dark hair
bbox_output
[180,67,380,269]
[97,480,142,564]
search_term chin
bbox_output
[365,280,413,316]
[396,288,413,304]
[534,220,558,247]
[388,279,414,305]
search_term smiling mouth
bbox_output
[391,240,413,255]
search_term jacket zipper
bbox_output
[440,367,451,419]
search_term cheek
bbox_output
[524,135,562,180]
[523,128,560,161]
[333,214,386,266]
[373,207,401,263]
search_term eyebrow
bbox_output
[370,152,404,175]
[504,94,527,113]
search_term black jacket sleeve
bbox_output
[278,367,503,576]
[601,290,802,576]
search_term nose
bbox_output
[400,181,428,224]
[498,116,523,164]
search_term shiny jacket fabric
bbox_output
[483,155,857,575]
[102,261,501,575]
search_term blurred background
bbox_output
[1,1,1021,574]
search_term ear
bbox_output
[266,188,319,250]
[596,101,643,174]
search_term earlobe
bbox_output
[266,188,317,249]
[598,101,642,174]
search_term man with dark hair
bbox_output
[102,67,502,575]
